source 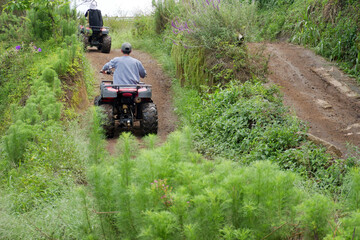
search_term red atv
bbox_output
[94,72,158,137]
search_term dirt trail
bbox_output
[249,42,360,157]
[86,48,177,153]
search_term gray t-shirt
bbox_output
[102,56,146,85]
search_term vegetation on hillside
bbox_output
[0,0,359,239]
[0,1,97,237]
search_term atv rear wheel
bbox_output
[101,35,111,53]
[140,102,158,135]
[100,104,115,138]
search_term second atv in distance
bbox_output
[80,8,111,53]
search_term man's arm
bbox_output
[137,61,146,78]
[101,58,116,72]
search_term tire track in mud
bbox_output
[86,48,178,154]
[249,42,360,157]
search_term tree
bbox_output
[3,0,67,12]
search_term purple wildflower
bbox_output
[171,20,177,29]
[38,48,42,52]
[16,45,21,50]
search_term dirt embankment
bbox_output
[249,42,360,158]
[86,48,178,153]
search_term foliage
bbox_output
[0,187,80,239]
[134,2,360,239]
[132,15,154,37]
[297,193,335,239]
[86,130,312,239]
[327,210,360,239]
[1,0,360,238]
[4,0,67,12]
[172,78,353,192]
[0,0,89,215]
[0,12,24,44]
[249,0,360,81]
[25,3,77,41]
[252,0,294,9]
[152,0,178,34]
[0,44,35,134]
[83,127,357,239]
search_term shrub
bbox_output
[342,168,360,211]
[328,210,360,239]
[0,12,24,44]
[296,193,335,239]
[85,129,313,239]
[3,120,35,166]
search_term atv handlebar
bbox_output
[100,69,113,75]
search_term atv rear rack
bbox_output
[101,81,152,89]
[100,81,152,98]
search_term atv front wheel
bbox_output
[140,102,158,135]
[101,35,111,53]
[100,104,115,138]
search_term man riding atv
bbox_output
[100,42,146,84]
[96,42,158,137]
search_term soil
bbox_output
[249,42,360,158]
[86,48,178,154]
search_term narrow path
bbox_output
[249,42,360,157]
[86,48,178,153]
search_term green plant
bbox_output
[297,193,335,239]
[327,210,360,239]
[153,0,178,34]
[0,12,24,44]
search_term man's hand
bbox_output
[100,69,113,75]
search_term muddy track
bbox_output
[249,42,360,158]
[86,48,177,153]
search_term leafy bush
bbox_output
[173,77,353,192]
[176,79,302,159]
